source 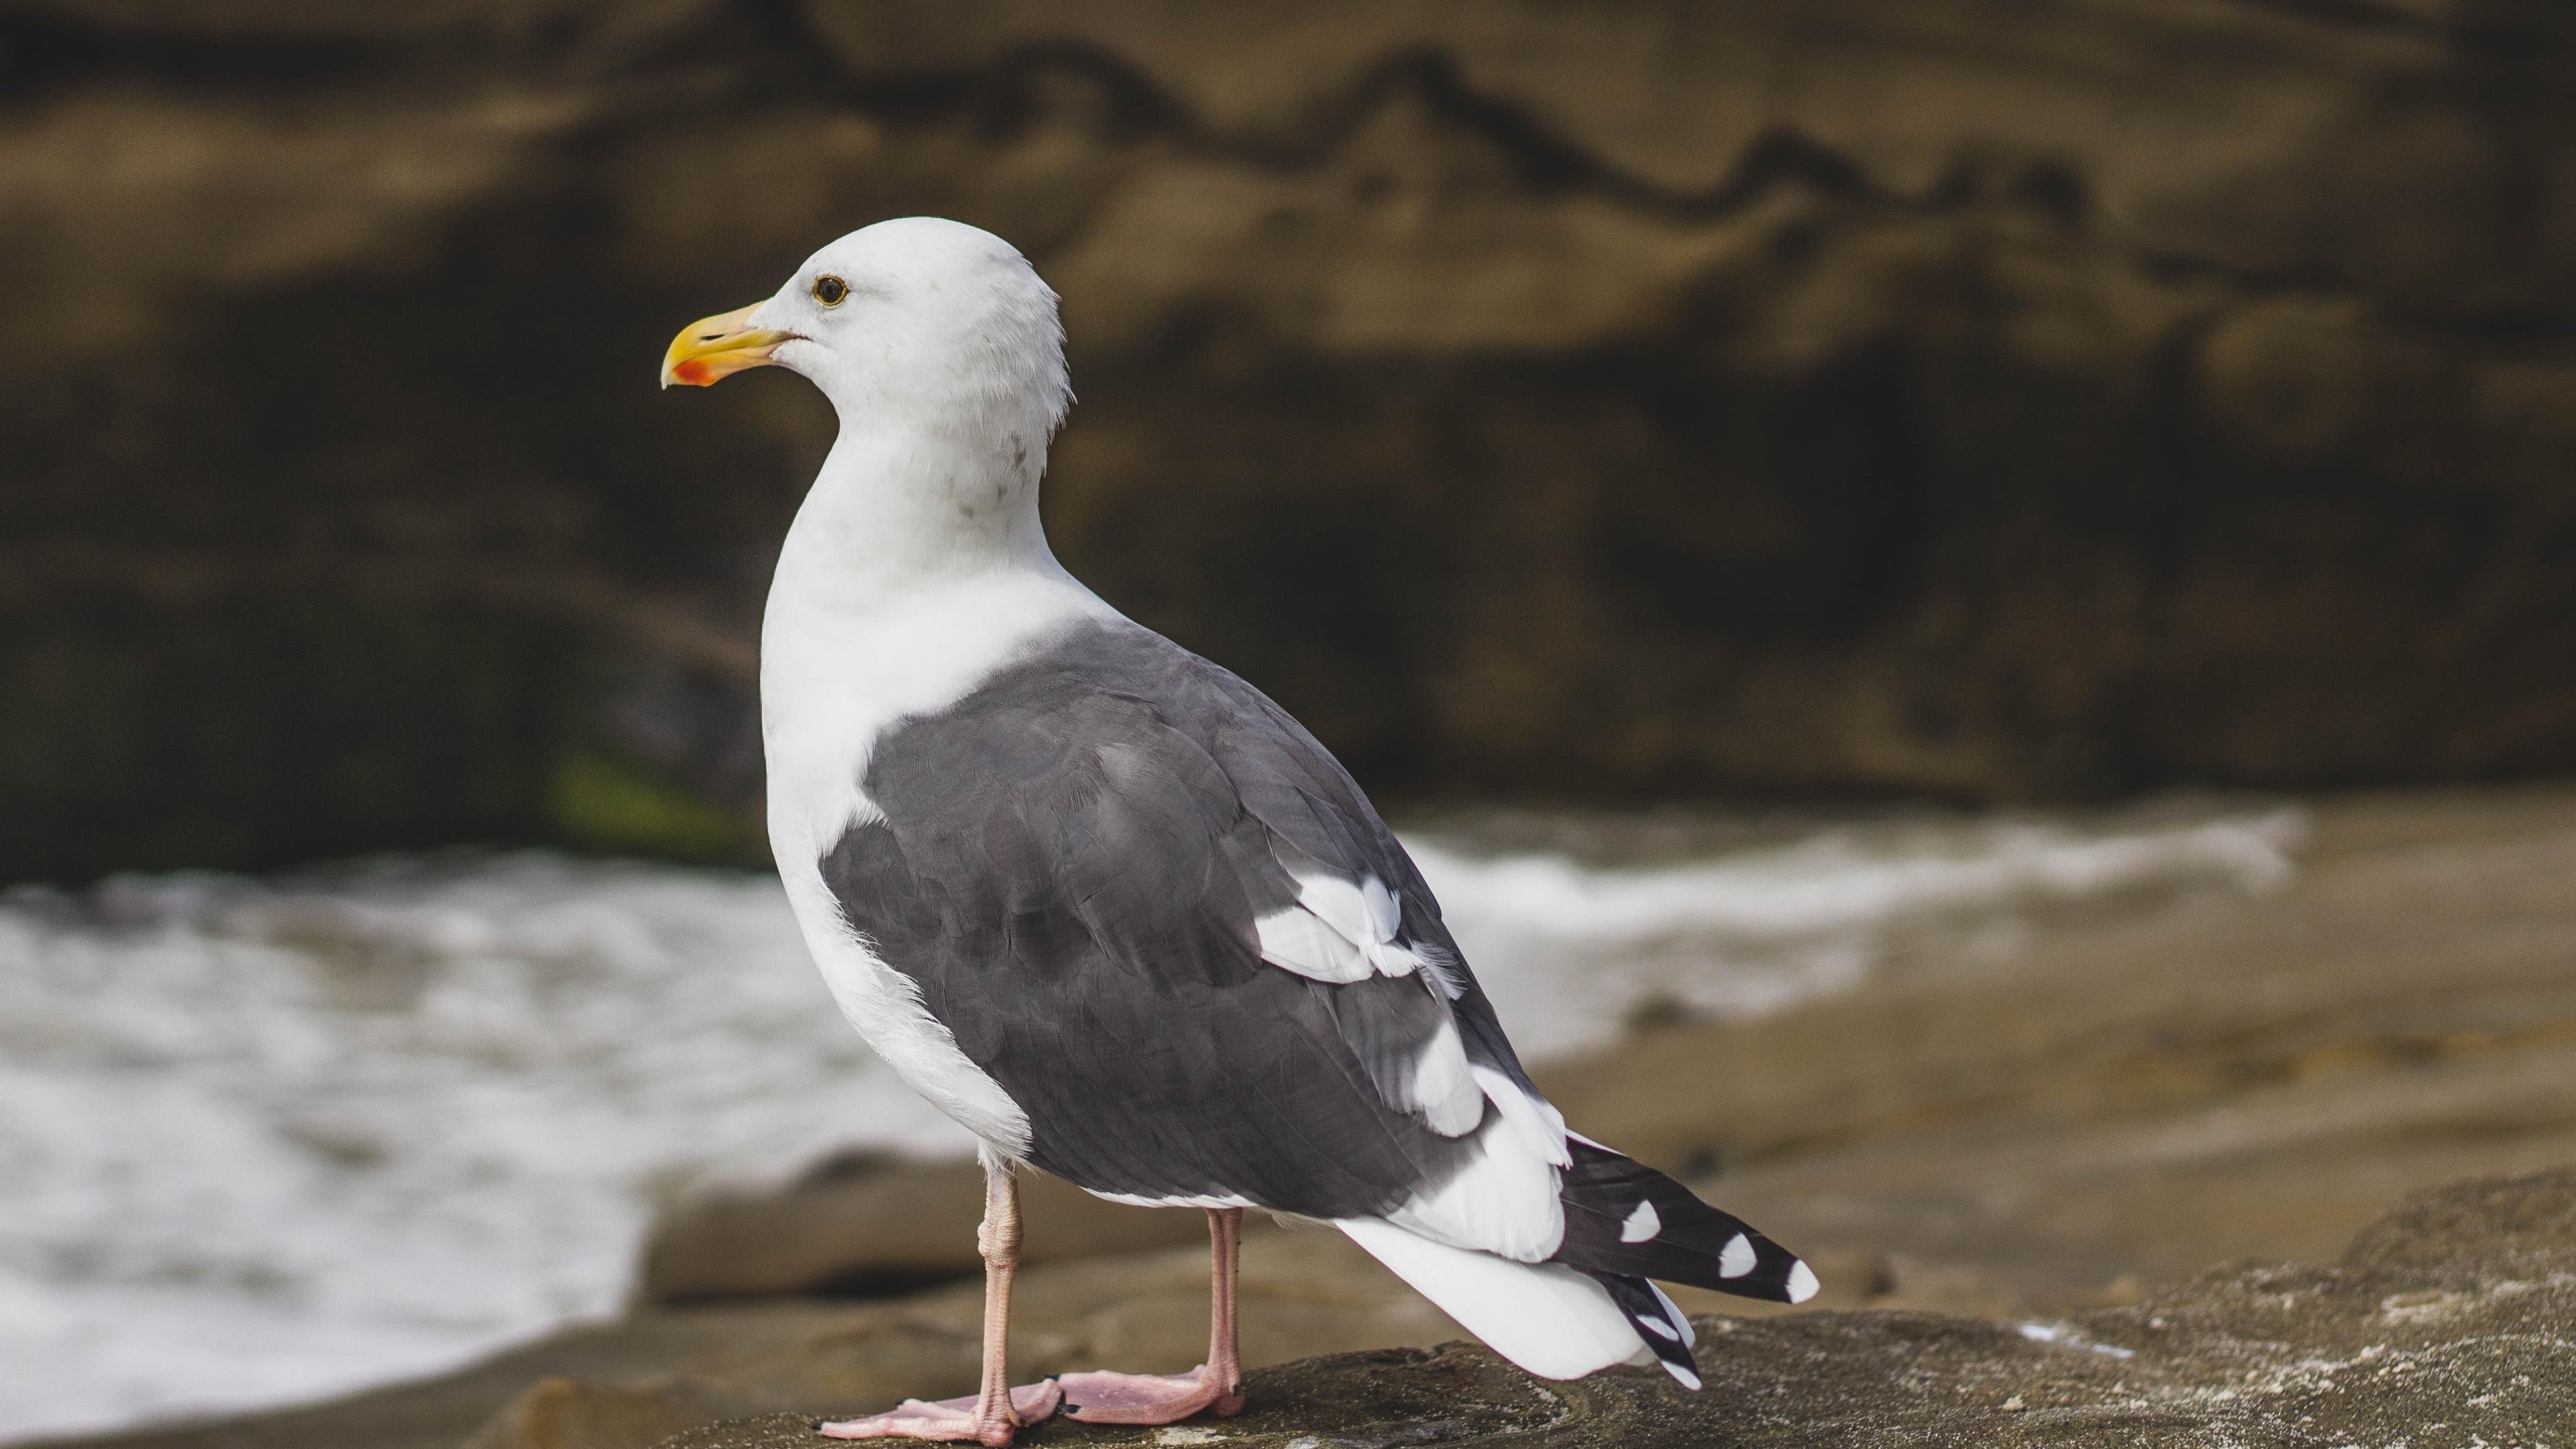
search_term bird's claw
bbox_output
[816,1381,1061,1444]
[1058,1364,1243,1425]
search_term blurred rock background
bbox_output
[5,0,2575,881]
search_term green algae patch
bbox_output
[547,753,762,865]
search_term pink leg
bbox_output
[1059,1207,1246,1425]
[1208,1205,1246,1414]
[818,1159,1063,1444]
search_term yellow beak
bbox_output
[660,303,792,388]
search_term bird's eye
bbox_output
[812,274,849,307]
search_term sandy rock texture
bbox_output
[1561,785,2576,1315]
[7,2,2576,879]
[682,1159,2576,1449]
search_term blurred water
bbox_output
[0,804,2303,1440]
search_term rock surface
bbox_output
[9,3,2576,878]
[1558,785,2576,1312]
[492,1168,2576,1446]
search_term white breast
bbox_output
[761,559,1117,1158]
[761,564,1112,854]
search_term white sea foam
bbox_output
[1409,807,2307,1057]
[0,805,2304,1440]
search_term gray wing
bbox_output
[817,617,1532,1218]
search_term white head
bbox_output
[664,216,1067,430]
[661,217,1073,575]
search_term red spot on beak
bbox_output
[674,360,709,386]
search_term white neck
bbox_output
[769,415,1065,619]
[757,411,1117,857]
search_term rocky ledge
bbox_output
[501,1167,2576,1448]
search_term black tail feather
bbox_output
[1590,1271,1703,1389]
[1549,1137,1816,1304]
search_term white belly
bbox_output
[777,861,1034,1156]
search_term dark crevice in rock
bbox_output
[16,1,2569,352]
[603,24,2576,346]
[649,28,2036,234]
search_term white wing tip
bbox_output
[1717,1232,1756,1278]
[1619,1199,1662,1243]
[1786,1260,1820,1303]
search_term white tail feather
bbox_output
[1648,1280,1697,1349]
[1337,1218,1647,1379]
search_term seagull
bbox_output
[661,217,1816,1446]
